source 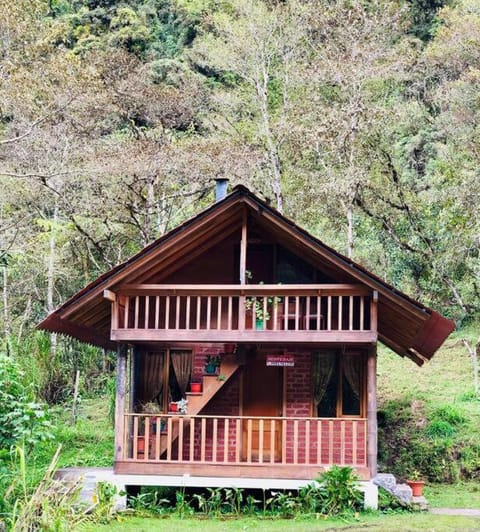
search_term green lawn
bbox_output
[426,481,480,508]
[82,512,480,531]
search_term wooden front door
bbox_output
[242,351,283,462]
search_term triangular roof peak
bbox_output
[38,185,454,364]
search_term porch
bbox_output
[115,413,369,480]
[106,283,378,344]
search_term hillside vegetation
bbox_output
[0,0,479,523]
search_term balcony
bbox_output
[108,284,377,344]
[116,413,368,480]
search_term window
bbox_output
[136,348,192,412]
[312,351,365,417]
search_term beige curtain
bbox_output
[343,354,361,399]
[312,352,335,408]
[171,350,192,397]
[144,351,165,403]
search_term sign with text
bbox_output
[266,355,294,367]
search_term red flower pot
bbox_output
[170,402,178,412]
[407,480,425,497]
[190,382,202,393]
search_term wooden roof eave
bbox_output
[38,314,116,350]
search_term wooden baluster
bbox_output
[133,416,139,459]
[262,297,267,330]
[175,296,180,330]
[124,297,130,329]
[338,295,343,331]
[270,420,275,464]
[144,295,150,329]
[273,298,278,331]
[196,296,201,330]
[224,419,229,462]
[123,414,128,460]
[178,417,184,461]
[340,420,345,465]
[327,296,332,331]
[258,419,264,463]
[352,421,357,466]
[186,295,191,330]
[239,296,246,331]
[306,297,311,331]
[134,296,139,329]
[317,296,321,330]
[328,420,334,464]
[201,418,206,462]
[189,418,195,462]
[284,296,288,331]
[165,296,170,330]
[228,296,232,331]
[144,417,150,461]
[247,419,252,462]
[295,296,299,331]
[217,297,222,330]
[207,297,212,330]
[349,296,353,331]
[155,416,160,461]
[371,291,378,332]
[282,419,287,464]
[235,419,241,463]
[167,417,173,461]
[317,420,322,464]
[360,296,364,331]
[293,419,299,464]
[155,296,160,330]
[212,418,218,462]
[305,419,310,464]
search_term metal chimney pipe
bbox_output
[214,178,229,202]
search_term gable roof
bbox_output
[38,185,455,364]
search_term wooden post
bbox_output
[367,345,377,478]
[114,344,128,463]
[71,369,80,424]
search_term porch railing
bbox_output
[122,414,367,468]
[110,284,376,339]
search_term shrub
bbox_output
[316,465,363,515]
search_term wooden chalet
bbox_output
[39,182,454,503]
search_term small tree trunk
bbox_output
[47,203,58,358]
[347,202,354,259]
[462,338,479,396]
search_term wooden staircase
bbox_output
[138,354,241,461]
[185,354,240,415]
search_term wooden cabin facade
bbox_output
[39,184,454,500]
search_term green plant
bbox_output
[427,419,455,439]
[205,355,220,367]
[316,466,363,515]
[266,490,298,518]
[223,487,243,515]
[174,487,194,518]
[298,482,326,514]
[0,354,53,450]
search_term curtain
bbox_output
[144,351,165,404]
[343,354,361,399]
[312,352,335,408]
[171,350,192,397]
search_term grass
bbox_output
[80,512,480,531]
[28,397,114,485]
[426,481,480,508]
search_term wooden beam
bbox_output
[240,208,247,284]
[114,345,128,462]
[111,329,378,343]
[367,346,377,478]
[103,290,116,302]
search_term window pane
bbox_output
[317,362,338,417]
[342,354,361,415]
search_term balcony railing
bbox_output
[122,413,367,468]
[108,284,377,342]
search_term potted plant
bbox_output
[204,355,220,374]
[141,401,163,434]
[407,470,425,497]
[190,379,202,393]
[176,398,188,414]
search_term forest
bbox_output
[0,0,479,527]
